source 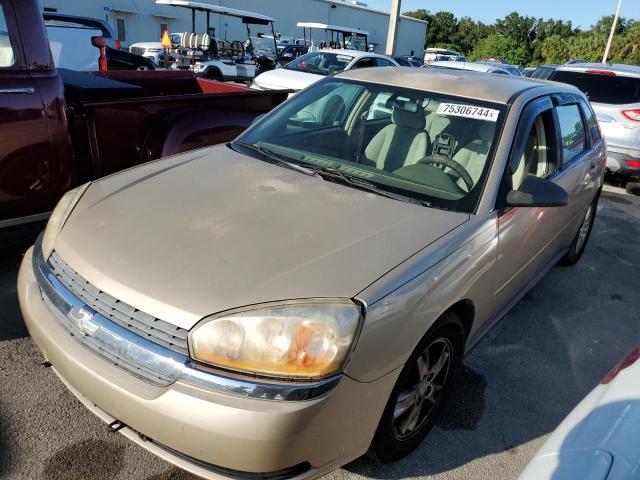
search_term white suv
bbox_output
[550,64,640,193]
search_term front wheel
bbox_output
[369,312,465,463]
[205,69,223,81]
[560,195,598,266]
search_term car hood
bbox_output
[130,42,163,49]
[254,67,323,92]
[55,145,468,330]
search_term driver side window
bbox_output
[511,110,557,190]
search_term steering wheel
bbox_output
[418,155,474,191]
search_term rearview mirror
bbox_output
[506,175,569,208]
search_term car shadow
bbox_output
[0,401,9,477]
[334,193,640,479]
[0,245,29,342]
[42,439,125,480]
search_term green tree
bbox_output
[469,34,528,65]
[540,34,570,64]
[494,12,537,63]
[454,17,494,55]
[593,15,627,35]
[402,8,640,66]
[404,9,459,49]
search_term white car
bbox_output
[251,49,399,93]
[427,60,514,75]
[519,345,640,480]
[129,42,165,64]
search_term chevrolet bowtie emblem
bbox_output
[67,306,99,336]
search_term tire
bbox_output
[625,181,640,195]
[560,195,598,266]
[369,312,465,463]
[205,69,223,81]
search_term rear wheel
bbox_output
[626,180,640,195]
[369,312,465,463]
[561,195,598,266]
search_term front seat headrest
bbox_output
[392,103,426,130]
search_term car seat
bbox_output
[450,122,495,191]
[364,102,429,171]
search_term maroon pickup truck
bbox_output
[0,0,288,245]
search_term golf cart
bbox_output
[156,0,277,82]
[296,22,370,52]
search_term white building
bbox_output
[38,0,427,56]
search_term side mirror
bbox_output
[506,175,569,208]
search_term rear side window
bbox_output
[353,58,376,69]
[579,98,602,145]
[0,4,14,67]
[531,67,554,80]
[551,71,640,104]
[375,58,395,67]
[556,104,586,164]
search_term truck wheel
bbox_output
[626,180,640,195]
[560,195,598,266]
[369,312,465,463]
[205,69,223,81]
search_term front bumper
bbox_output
[18,246,399,479]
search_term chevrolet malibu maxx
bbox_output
[19,68,605,479]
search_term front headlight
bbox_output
[189,300,362,379]
[41,182,91,259]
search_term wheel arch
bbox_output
[442,299,475,341]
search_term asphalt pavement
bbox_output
[1,186,638,480]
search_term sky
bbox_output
[365,0,640,29]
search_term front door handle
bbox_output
[0,87,35,94]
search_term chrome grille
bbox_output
[48,252,189,355]
[130,46,146,56]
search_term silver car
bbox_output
[19,68,605,479]
[550,63,640,193]
[426,60,514,75]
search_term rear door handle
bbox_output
[0,88,35,94]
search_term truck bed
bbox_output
[62,69,290,178]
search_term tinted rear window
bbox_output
[551,71,640,104]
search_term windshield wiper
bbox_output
[232,141,316,176]
[305,165,426,206]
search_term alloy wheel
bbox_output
[576,204,593,253]
[392,338,452,440]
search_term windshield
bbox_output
[238,78,506,213]
[285,51,354,75]
[343,33,367,51]
[251,37,276,56]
